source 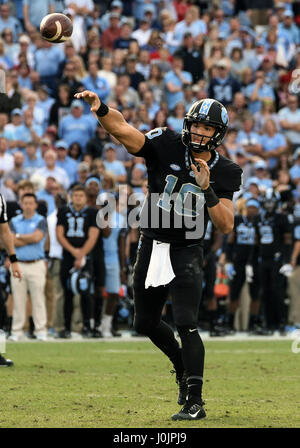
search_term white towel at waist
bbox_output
[145,240,175,289]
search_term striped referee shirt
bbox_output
[0,194,8,224]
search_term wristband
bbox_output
[9,254,18,263]
[203,186,220,208]
[96,102,109,117]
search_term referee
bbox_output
[0,193,22,366]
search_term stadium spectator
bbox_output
[46,192,65,335]
[260,118,287,169]
[9,193,48,342]
[23,0,55,32]
[82,61,111,103]
[173,5,207,46]
[98,56,117,90]
[36,149,70,191]
[131,17,153,47]
[36,176,58,216]
[236,115,263,156]
[4,151,29,193]
[0,137,14,174]
[23,141,44,171]
[100,12,122,52]
[34,39,65,92]
[178,32,205,84]
[0,3,22,43]
[278,94,300,151]
[208,58,241,106]
[100,192,127,337]
[59,60,84,99]
[164,53,193,111]
[58,100,96,151]
[103,143,127,183]
[49,84,72,128]
[55,140,78,186]
[167,101,186,133]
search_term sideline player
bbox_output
[0,193,22,366]
[74,90,242,420]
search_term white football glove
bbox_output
[246,264,254,283]
[279,264,294,277]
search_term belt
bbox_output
[19,259,43,263]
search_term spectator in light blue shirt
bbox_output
[58,100,96,152]
[164,54,192,112]
[167,101,186,134]
[244,70,275,114]
[103,143,127,183]
[173,6,207,46]
[82,61,111,103]
[54,140,78,186]
[23,0,54,31]
[34,40,65,90]
[0,3,23,42]
[279,10,300,45]
[260,118,287,169]
[13,109,43,152]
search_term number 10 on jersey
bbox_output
[157,174,205,217]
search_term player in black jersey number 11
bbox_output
[75,90,242,421]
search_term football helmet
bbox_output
[182,99,229,153]
[69,266,92,296]
[261,188,280,214]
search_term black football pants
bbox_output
[230,259,260,302]
[60,255,92,332]
[259,258,285,330]
[133,235,205,393]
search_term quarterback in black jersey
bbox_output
[75,90,242,421]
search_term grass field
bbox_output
[0,339,299,429]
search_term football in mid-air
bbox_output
[40,13,73,43]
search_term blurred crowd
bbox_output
[0,0,300,340]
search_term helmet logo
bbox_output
[221,107,229,125]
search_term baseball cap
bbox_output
[19,35,30,44]
[235,147,246,157]
[71,99,84,109]
[11,108,23,116]
[255,39,265,47]
[246,198,260,209]
[275,2,286,8]
[41,137,51,145]
[38,84,51,94]
[254,160,267,170]
[104,142,118,151]
[144,4,155,13]
[110,12,121,19]
[78,161,90,172]
[246,177,260,188]
[283,10,294,17]
[111,0,123,8]
[55,140,68,150]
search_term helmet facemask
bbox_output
[182,117,225,153]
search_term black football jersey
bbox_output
[57,204,98,254]
[135,127,242,245]
[255,212,291,259]
[232,214,258,262]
